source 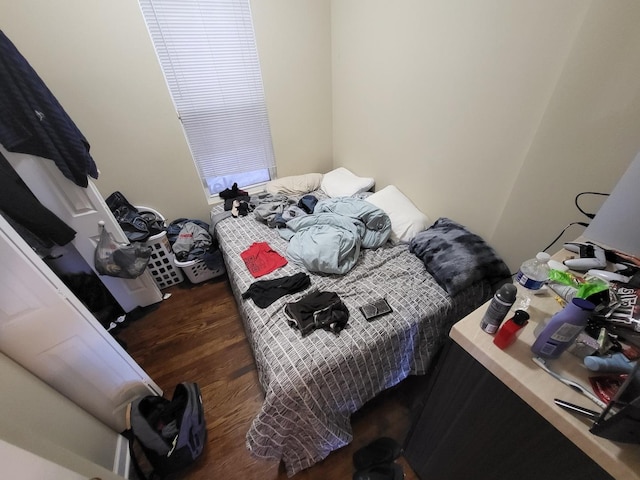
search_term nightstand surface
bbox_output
[451,257,640,480]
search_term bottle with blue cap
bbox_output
[515,252,551,310]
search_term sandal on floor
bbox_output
[353,462,404,480]
[353,437,403,471]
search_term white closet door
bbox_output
[0,214,161,432]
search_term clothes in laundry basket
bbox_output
[172,222,212,261]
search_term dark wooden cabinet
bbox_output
[403,340,613,480]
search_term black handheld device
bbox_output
[359,298,393,321]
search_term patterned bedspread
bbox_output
[212,197,492,476]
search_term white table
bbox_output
[405,251,640,479]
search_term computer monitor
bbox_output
[583,152,640,259]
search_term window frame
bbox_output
[138,0,277,199]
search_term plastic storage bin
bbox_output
[137,206,184,289]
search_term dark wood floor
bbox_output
[117,276,423,480]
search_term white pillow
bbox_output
[320,167,374,198]
[365,185,432,243]
[265,173,323,195]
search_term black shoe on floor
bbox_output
[353,437,403,471]
[353,462,404,480]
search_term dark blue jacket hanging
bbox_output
[0,30,98,188]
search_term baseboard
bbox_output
[113,435,131,479]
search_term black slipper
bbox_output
[353,462,404,480]
[353,437,403,471]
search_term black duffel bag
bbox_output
[124,382,207,479]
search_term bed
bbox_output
[210,171,507,476]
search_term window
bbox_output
[138,0,276,196]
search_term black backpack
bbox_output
[105,191,165,242]
[125,382,206,479]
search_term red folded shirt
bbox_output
[240,242,287,278]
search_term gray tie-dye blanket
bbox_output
[409,217,511,296]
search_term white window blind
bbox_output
[138,0,276,194]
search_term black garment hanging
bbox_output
[0,29,98,188]
[0,150,76,248]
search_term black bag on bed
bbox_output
[125,382,206,479]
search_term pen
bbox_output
[554,398,601,420]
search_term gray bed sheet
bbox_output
[212,197,492,476]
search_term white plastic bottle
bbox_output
[515,252,551,310]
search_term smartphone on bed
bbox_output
[359,298,393,321]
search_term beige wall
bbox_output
[332,0,640,269]
[0,0,333,224]
[252,0,333,177]
[494,1,640,267]
[0,353,125,479]
[2,1,640,269]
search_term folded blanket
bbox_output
[409,217,511,296]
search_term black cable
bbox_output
[513,192,607,273]
[574,191,609,220]
[542,221,589,253]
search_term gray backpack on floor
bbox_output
[126,382,206,479]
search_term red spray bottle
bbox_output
[494,310,530,349]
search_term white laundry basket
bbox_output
[137,206,184,289]
[174,250,226,284]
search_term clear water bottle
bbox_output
[515,252,551,310]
